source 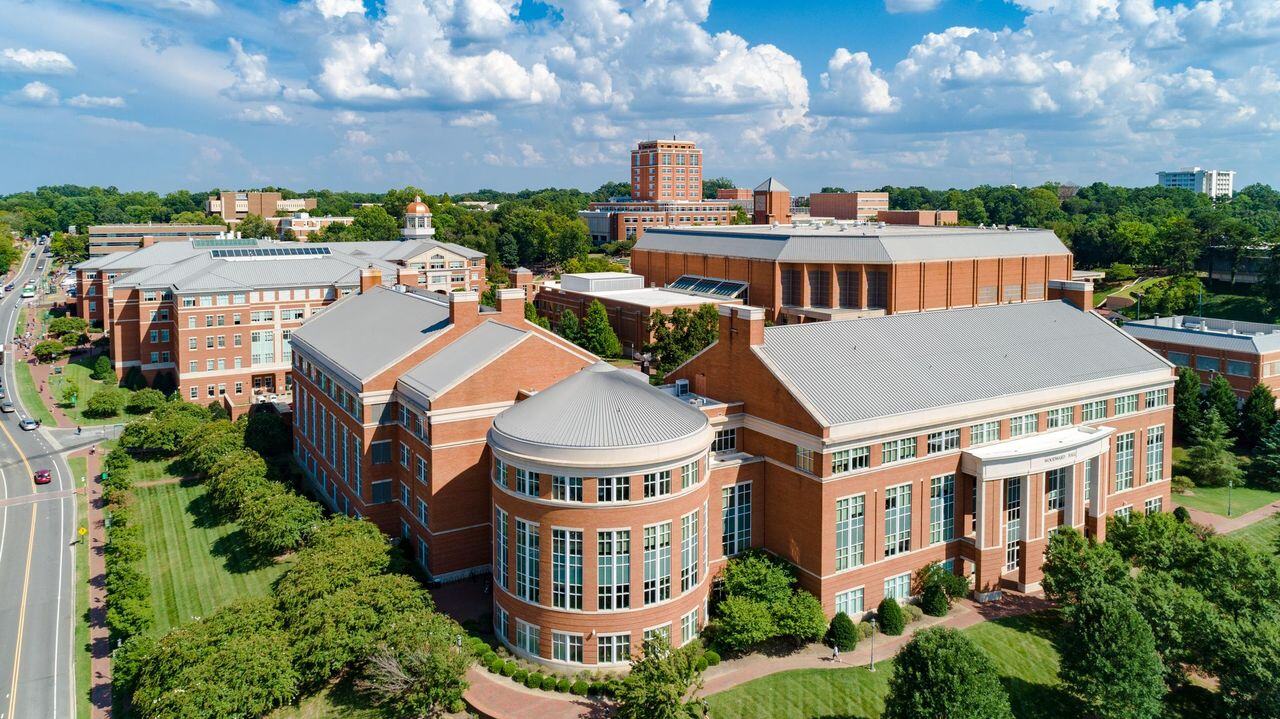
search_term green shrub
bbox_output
[512,668,527,683]
[125,388,166,415]
[526,672,544,689]
[92,354,114,381]
[1173,506,1191,522]
[903,603,924,623]
[501,661,517,677]
[878,598,906,636]
[33,339,64,362]
[695,657,708,672]
[571,680,589,696]
[487,657,503,673]
[84,387,127,417]
[482,650,498,665]
[553,676,569,692]
[921,583,949,616]
[703,650,720,666]
[827,611,859,651]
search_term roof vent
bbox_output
[675,379,690,397]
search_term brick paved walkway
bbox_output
[71,446,112,718]
[1174,497,1280,534]
[461,592,1050,719]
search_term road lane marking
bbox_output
[6,504,36,719]
[0,489,74,508]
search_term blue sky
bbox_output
[1,0,1277,195]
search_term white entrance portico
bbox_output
[961,425,1114,595]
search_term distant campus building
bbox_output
[1156,167,1235,198]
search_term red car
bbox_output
[33,469,51,485]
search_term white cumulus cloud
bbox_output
[68,94,126,108]
[1,48,75,74]
[818,49,899,115]
[9,80,59,105]
[235,104,292,124]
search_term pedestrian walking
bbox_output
[832,644,840,663]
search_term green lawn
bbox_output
[1229,515,1280,554]
[1199,291,1275,323]
[14,351,56,425]
[1174,485,1280,517]
[135,472,291,634]
[706,613,1074,719]
[47,352,133,427]
[70,456,92,719]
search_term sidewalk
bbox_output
[461,592,1050,719]
[72,445,112,718]
[1175,497,1280,534]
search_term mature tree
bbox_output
[237,213,274,239]
[239,485,323,556]
[730,206,750,225]
[60,381,79,407]
[206,449,270,516]
[1183,409,1242,488]
[714,595,776,652]
[1105,510,1202,572]
[646,304,720,378]
[92,354,115,382]
[774,591,828,646]
[524,301,550,330]
[1205,375,1240,434]
[701,177,737,199]
[719,550,794,605]
[132,598,299,719]
[1173,366,1203,443]
[1218,620,1280,719]
[1157,216,1202,275]
[85,387,126,417]
[1249,421,1280,490]
[1060,586,1166,719]
[274,517,392,621]
[1239,383,1278,453]
[1130,570,1224,684]
[557,309,581,344]
[121,364,148,391]
[125,388,166,414]
[243,411,291,457]
[348,205,400,242]
[49,231,89,264]
[1041,526,1131,604]
[181,419,245,476]
[357,612,473,719]
[47,315,87,341]
[914,562,970,615]
[613,636,704,719]
[882,628,1013,719]
[33,338,63,362]
[1137,275,1203,316]
[579,300,623,357]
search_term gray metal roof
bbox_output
[1123,315,1280,355]
[755,177,788,192]
[399,321,529,400]
[634,225,1069,263]
[756,301,1170,426]
[491,361,709,448]
[289,287,452,383]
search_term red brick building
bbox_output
[878,209,959,226]
[809,191,889,221]
[579,200,737,246]
[631,139,702,201]
[1123,315,1280,401]
[632,224,1075,323]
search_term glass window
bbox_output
[1115,394,1139,416]
[1115,432,1135,491]
[884,485,912,557]
[1046,467,1067,511]
[552,633,583,663]
[371,480,391,504]
[970,421,999,445]
[643,522,672,605]
[597,475,629,503]
[1167,351,1190,367]
[1145,426,1165,484]
[370,440,392,465]
[493,459,506,487]
[831,446,869,474]
[1046,406,1073,429]
[1145,388,1169,409]
[1227,360,1252,377]
[516,519,540,603]
[493,507,508,590]
[680,512,699,592]
[835,495,865,571]
[1144,497,1163,515]
[712,428,738,453]
[516,620,540,656]
[681,608,700,645]
[552,529,583,610]
[883,572,911,601]
[835,587,864,617]
[598,634,630,664]
[927,429,960,454]
[881,437,917,464]
[1082,400,1107,421]
[722,484,751,556]
[553,476,583,502]
[1196,356,1221,373]
[597,530,631,610]
[929,474,956,544]
[795,447,814,473]
[1010,413,1038,437]
[1115,506,1132,520]
[681,462,699,489]
[643,470,671,498]
[516,469,539,497]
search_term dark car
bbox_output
[18,417,39,430]
[33,469,51,485]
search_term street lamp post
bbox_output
[869,618,877,671]
[1228,476,1234,517]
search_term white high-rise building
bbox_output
[1156,167,1235,198]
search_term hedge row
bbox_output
[102,447,152,640]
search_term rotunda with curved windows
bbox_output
[488,361,714,667]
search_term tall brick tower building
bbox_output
[753,177,792,224]
[631,139,703,201]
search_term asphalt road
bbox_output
[0,248,82,719]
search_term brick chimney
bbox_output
[719,304,765,348]
[140,235,156,248]
[360,266,382,293]
[497,287,526,319]
[396,267,417,287]
[1048,279,1094,312]
[449,290,481,329]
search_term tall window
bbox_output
[516,469,539,497]
[831,446,869,474]
[643,522,672,605]
[835,495,865,571]
[597,530,631,610]
[929,474,956,544]
[1010,413,1038,437]
[808,269,831,308]
[597,476,629,503]
[516,620,540,656]
[553,476,583,502]
[643,470,671,498]
[1005,477,1023,573]
[680,512,699,592]
[552,633,583,663]
[882,438,917,464]
[516,519,540,603]
[722,484,752,556]
[926,429,960,454]
[493,508,508,590]
[493,458,507,487]
[681,461,699,489]
[416,456,428,484]
[835,588,864,617]
[681,608,700,645]
[1045,467,1067,511]
[552,529,583,610]
[884,484,912,557]
[795,447,814,473]
[1115,432,1135,491]
[1145,426,1165,484]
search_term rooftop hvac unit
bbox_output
[675,379,690,397]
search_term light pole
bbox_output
[1228,476,1234,517]
[869,618,877,672]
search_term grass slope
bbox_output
[706,613,1073,719]
[1174,485,1280,517]
[134,468,290,634]
[1229,515,1280,554]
